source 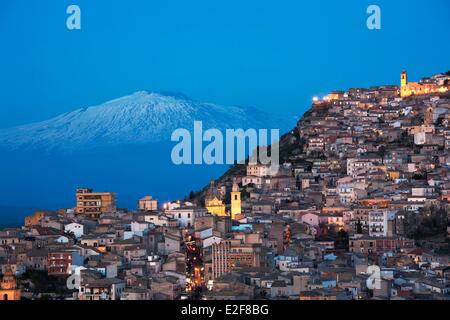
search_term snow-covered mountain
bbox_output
[0,91,291,152]
[0,91,293,209]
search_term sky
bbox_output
[0,0,449,129]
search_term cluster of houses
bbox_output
[0,70,449,300]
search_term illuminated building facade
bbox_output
[75,188,116,218]
[230,182,241,220]
[24,210,55,227]
[0,265,21,300]
[400,70,448,97]
[204,181,227,217]
[205,197,226,217]
[138,196,158,211]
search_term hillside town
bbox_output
[1,70,450,301]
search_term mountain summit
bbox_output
[0,92,292,209]
[0,91,291,152]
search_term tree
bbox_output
[377,145,387,158]
[405,204,448,240]
[356,219,363,234]
[335,229,349,251]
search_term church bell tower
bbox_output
[230,182,241,220]
[401,70,408,87]
[0,264,21,300]
[400,70,408,97]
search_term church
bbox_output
[0,265,21,300]
[204,181,227,217]
[205,180,242,220]
[400,70,448,97]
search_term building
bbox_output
[400,70,448,97]
[246,164,271,177]
[166,206,208,228]
[150,275,181,300]
[211,241,231,280]
[368,210,396,237]
[64,222,84,239]
[144,212,177,227]
[48,250,83,276]
[205,197,227,217]
[301,212,320,227]
[25,211,55,227]
[75,188,116,218]
[349,237,414,254]
[347,157,381,177]
[242,175,263,187]
[306,137,325,154]
[204,181,227,217]
[230,182,242,220]
[120,288,151,300]
[336,176,367,205]
[164,234,182,255]
[138,196,158,211]
[211,240,261,280]
[0,265,21,300]
[78,278,126,300]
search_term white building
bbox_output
[336,176,367,205]
[78,278,126,300]
[368,210,396,237]
[202,236,222,248]
[131,221,150,234]
[414,132,425,145]
[347,158,380,177]
[125,221,152,239]
[196,227,213,240]
[411,186,434,197]
[166,206,208,228]
[143,213,173,227]
[242,176,263,187]
[246,164,271,177]
[64,222,84,239]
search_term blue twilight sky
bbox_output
[0,0,449,129]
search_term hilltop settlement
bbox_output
[1,70,450,300]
